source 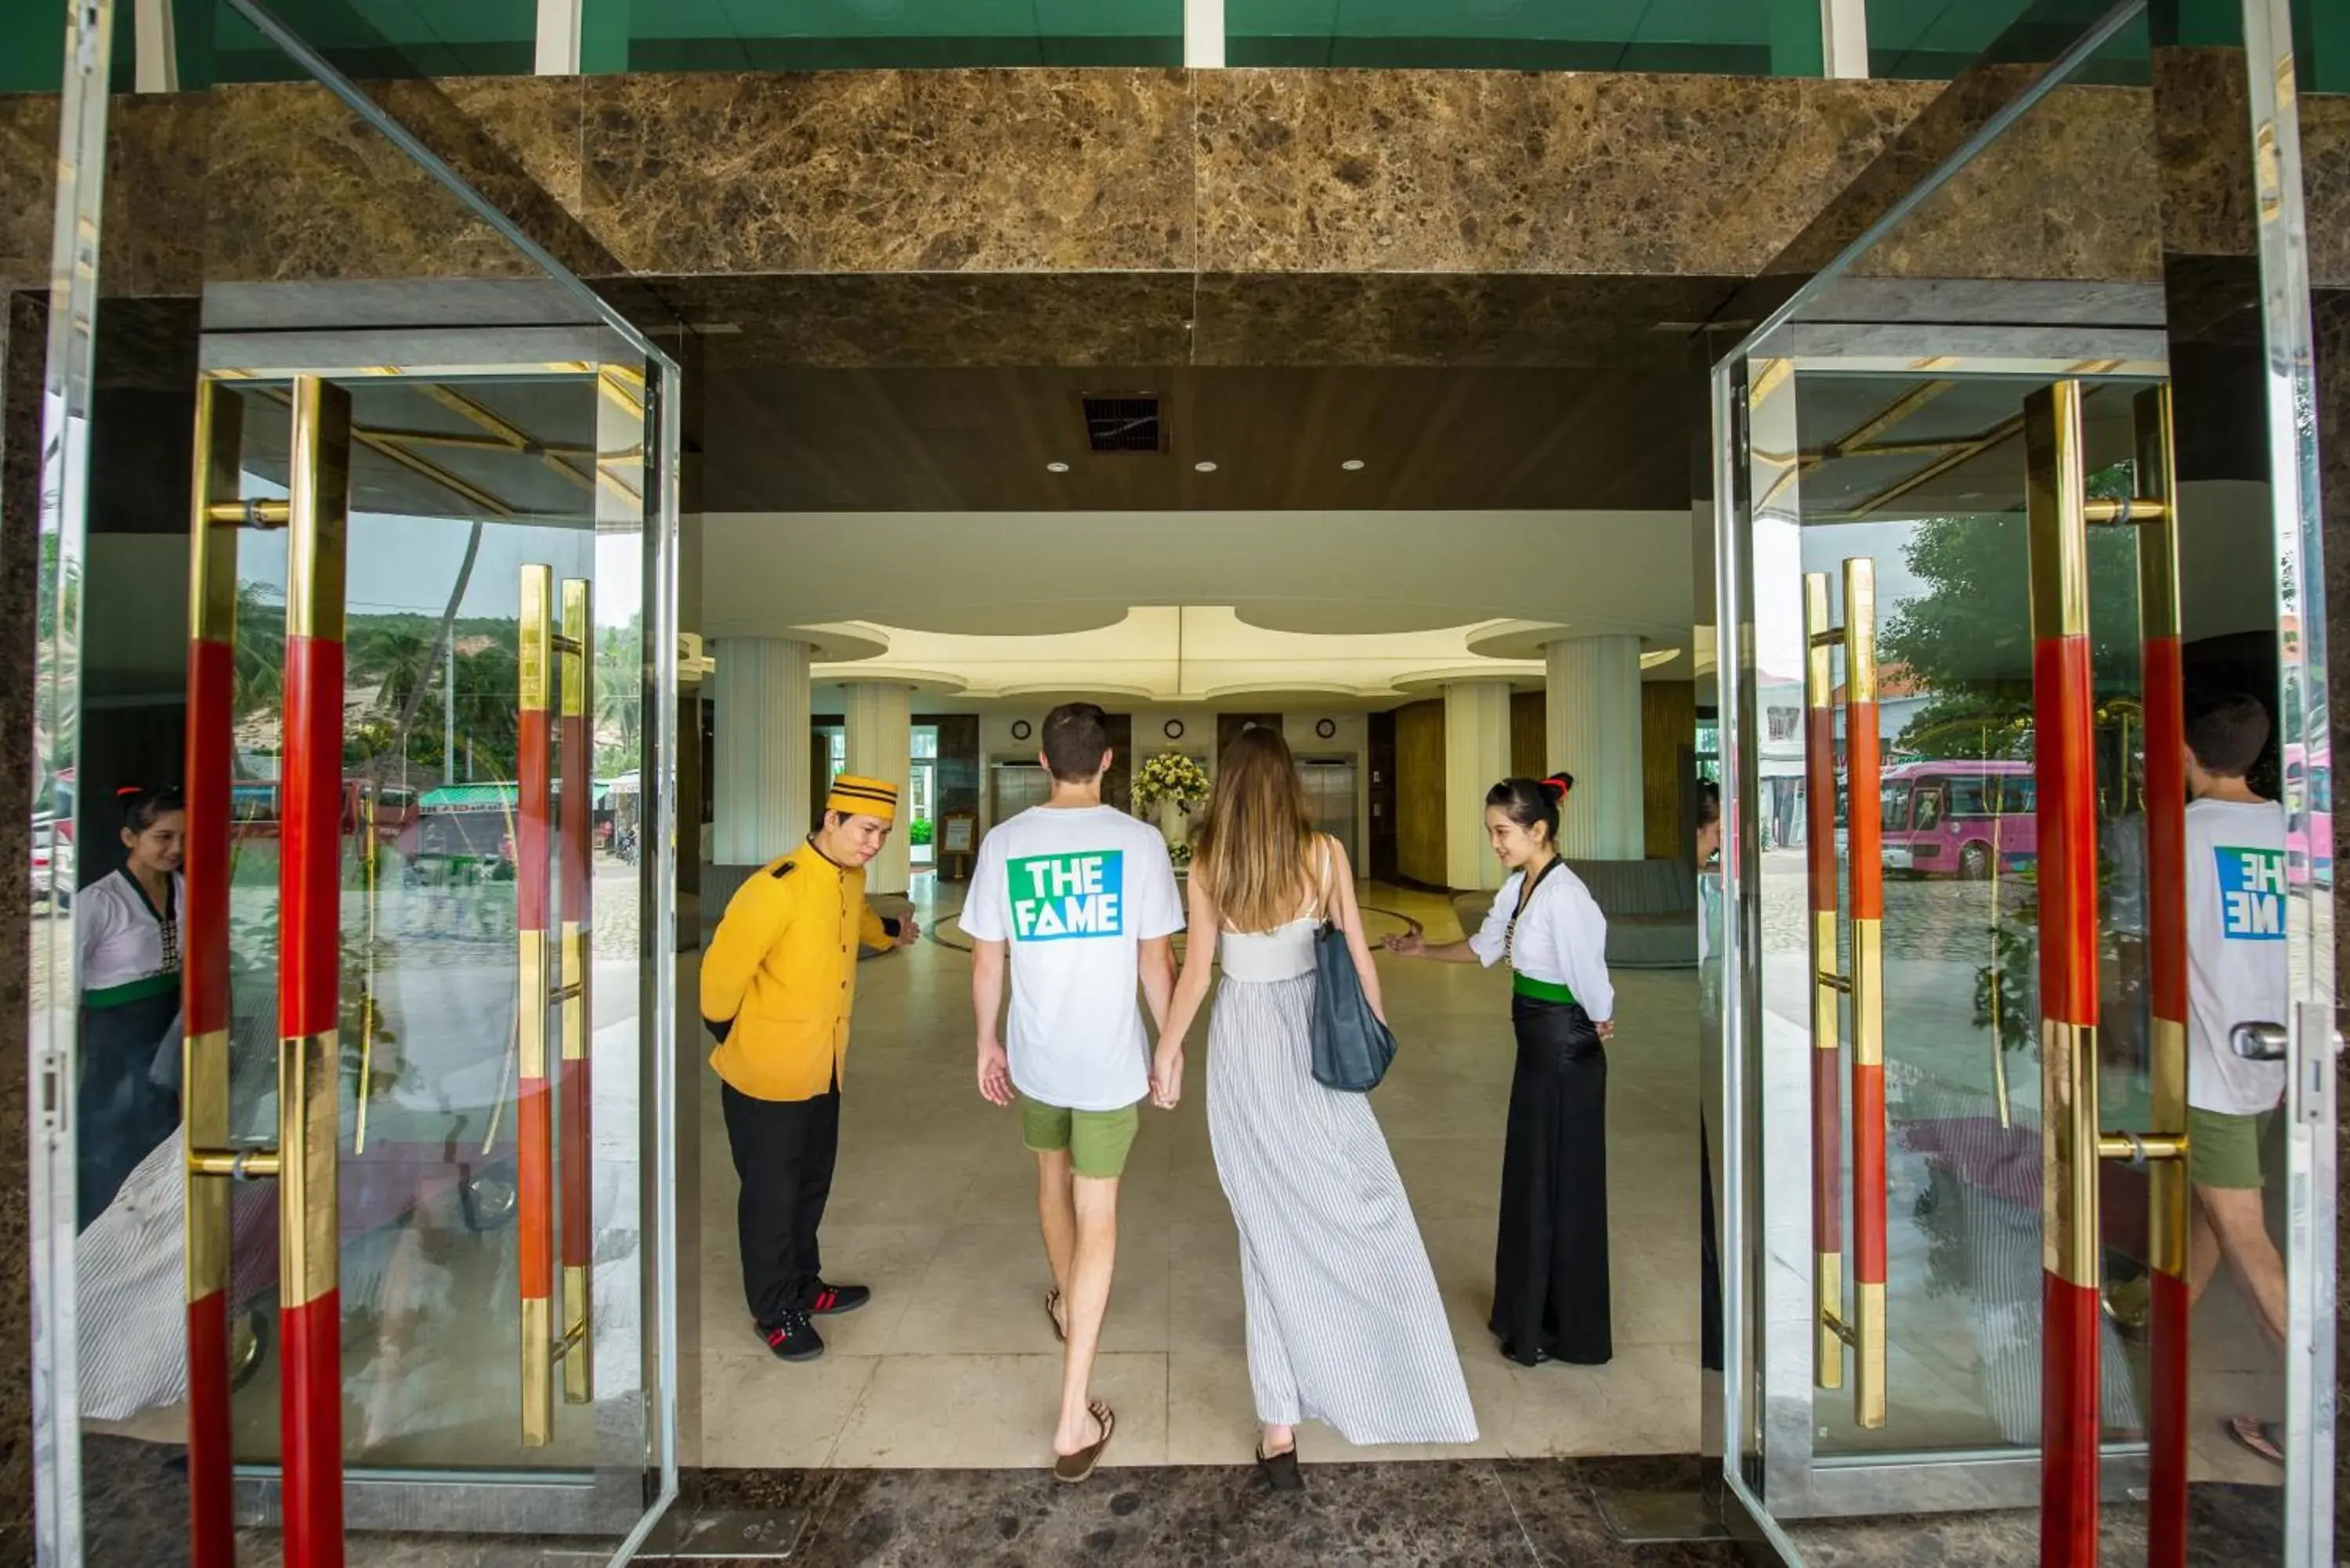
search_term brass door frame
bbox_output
[183,341,678,1541]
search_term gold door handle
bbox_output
[1800,562,1888,1431]
[517,565,557,1447]
[556,577,595,1405]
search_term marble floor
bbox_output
[693,878,1711,1472]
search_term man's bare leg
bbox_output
[2193,1183,2288,1351]
[1053,1173,1118,1457]
[1036,1148,1075,1332]
[2188,1200,2225,1302]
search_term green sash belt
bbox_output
[83,972,178,1010]
[1512,972,1577,1006]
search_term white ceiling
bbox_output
[703,508,1694,641]
[707,509,1695,709]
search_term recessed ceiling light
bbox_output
[1195,461,1218,473]
[1047,461,1069,473]
[1341,459,1365,471]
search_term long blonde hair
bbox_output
[1191,726,1317,932]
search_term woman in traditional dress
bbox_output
[77,785,186,1229]
[1386,775,1616,1367]
[1152,726,1475,1489]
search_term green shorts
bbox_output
[1019,1094,1140,1180]
[2187,1104,2274,1190]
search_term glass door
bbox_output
[174,338,675,1565]
[1716,345,2330,1563]
[1705,5,2333,1562]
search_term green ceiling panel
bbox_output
[1226,0,1802,72]
[611,0,1182,70]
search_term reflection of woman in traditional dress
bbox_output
[77,786,186,1229]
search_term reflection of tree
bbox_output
[1881,462,2141,758]
[595,619,642,776]
[234,582,287,732]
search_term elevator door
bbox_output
[1297,759,1359,870]
[991,762,1052,824]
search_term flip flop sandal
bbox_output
[1053,1401,1115,1483]
[2225,1415,2286,1466]
[1045,1288,1066,1344]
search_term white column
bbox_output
[1547,635,1646,861]
[843,681,914,895]
[710,638,811,866]
[1184,0,1225,67]
[535,0,584,74]
[1821,0,1870,80]
[1443,680,1514,892]
[133,0,181,92]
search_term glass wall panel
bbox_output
[1713,0,2335,1554]
[27,0,683,1562]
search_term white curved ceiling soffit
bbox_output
[701,510,1693,644]
[800,606,1549,706]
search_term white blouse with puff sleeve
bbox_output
[1466,862,1614,1024]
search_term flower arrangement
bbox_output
[1131,750,1210,813]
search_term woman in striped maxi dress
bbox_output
[1151,728,1476,1488]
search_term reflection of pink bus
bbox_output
[1880,761,2036,880]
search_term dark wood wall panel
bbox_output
[1394,699,1447,887]
[1509,690,1544,780]
[1642,680,1696,859]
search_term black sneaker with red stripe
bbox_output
[757,1307,825,1362]
[804,1280,871,1316]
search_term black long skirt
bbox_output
[1491,992,1611,1366]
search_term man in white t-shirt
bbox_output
[2180,692,2290,1464]
[965,703,1182,1479]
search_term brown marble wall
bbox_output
[0,290,43,1568]
[10,70,2343,303]
[2319,284,2350,1527]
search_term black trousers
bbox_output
[721,1078,841,1326]
[1491,993,1612,1366]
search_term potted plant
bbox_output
[1131,751,1210,849]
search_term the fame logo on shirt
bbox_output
[1007,851,1126,941]
[2214,844,2286,940]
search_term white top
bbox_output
[964,804,1185,1111]
[1221,919,1317,982]
[1469,860,1614,1022]
[1217,837,1329,984]
[78,868,183,1008]
[2184,797,2289,1115]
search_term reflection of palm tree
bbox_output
[595,621,640,771]
[233,582,286,727]
[389,522,486,753]
[352,626,435,712]
[451,643,522,770]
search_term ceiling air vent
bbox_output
[1079,393,1166,454]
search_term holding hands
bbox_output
[1380,931,1426,957]
[1150,1042,1184,1111]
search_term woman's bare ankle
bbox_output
[1260,1423,1295,1457]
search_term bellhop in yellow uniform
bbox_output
[702,775,917,1360]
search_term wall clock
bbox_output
[1315,718,1337,739]
[1163,719,1185,739]
[1010,720,1032,741]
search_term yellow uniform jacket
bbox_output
[702,840,898,1102]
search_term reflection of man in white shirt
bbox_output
[2179,693,2290,1465]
